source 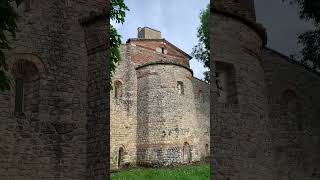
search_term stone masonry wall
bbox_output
[110,45,138,170]
[0,0,108,179]
[191,78,210,160]
[83,17,109,179]
[128,40,190,68]
[211,12,273,180]
[110,40,211,169]
[262,48,320,180]
[136,64,198,166]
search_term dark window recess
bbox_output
[205,144,209,157]
[15,78,24,113]
[114,81,123,98]
[215,61,237,104]
[16,0,24,6]
[177,81,184,95]
[183,142,191,163]
[25,0,31,12]
[12,60,40,115]
[161,47,165,54]
[118,147,124,168]
[215,72,223,90]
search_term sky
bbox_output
[255,0,315,56]
[111,0,314,80]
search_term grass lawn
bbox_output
[110,163,210,180]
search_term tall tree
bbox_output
[110,0,129,86]
[0,0,19,91]
[192,4,210,83]
[284,0,320,71]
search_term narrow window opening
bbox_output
[115,86,118,98]
[216,62,237,104]
[15,78,24,114]
[13,60,40,115]
[161,47,165,54]
[118,147,124,168]
[177,81,184,95]
[25,0,32,12]
[114,81,123,99]
[216,72,223,90]
[182,142,191,163]
[205,144,209,157]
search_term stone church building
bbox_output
[110,27,210,169]
[0,0,319,179]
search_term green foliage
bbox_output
[109,0,129,86]
[110,25,122,78]
[284,0,320,71]
[0,0,18,91]
[111,0,128,24]
[285,0,320,23]
[192,4,210,83]
[298,29,320,69]
[110,164,210,180]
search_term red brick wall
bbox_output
[128,40,190,68]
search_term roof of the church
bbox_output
[126,38,193,60]
[264,47,320,76]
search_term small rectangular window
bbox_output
[114,81,123,98]
[161,47,165,54]
[177,81,184,95]
[216,61,237,104]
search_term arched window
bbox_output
[114,80,123,98]
[177,81,184,95]
[12,59,40,115]
[283,89,302,130]
[182,142,191,163]
[118,147,124,168]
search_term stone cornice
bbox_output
[127,38,193,60]
[135,61,194,76]
[264,47,320,76]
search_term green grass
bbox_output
[110,163,210,180]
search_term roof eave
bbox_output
[126,38,192,60]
